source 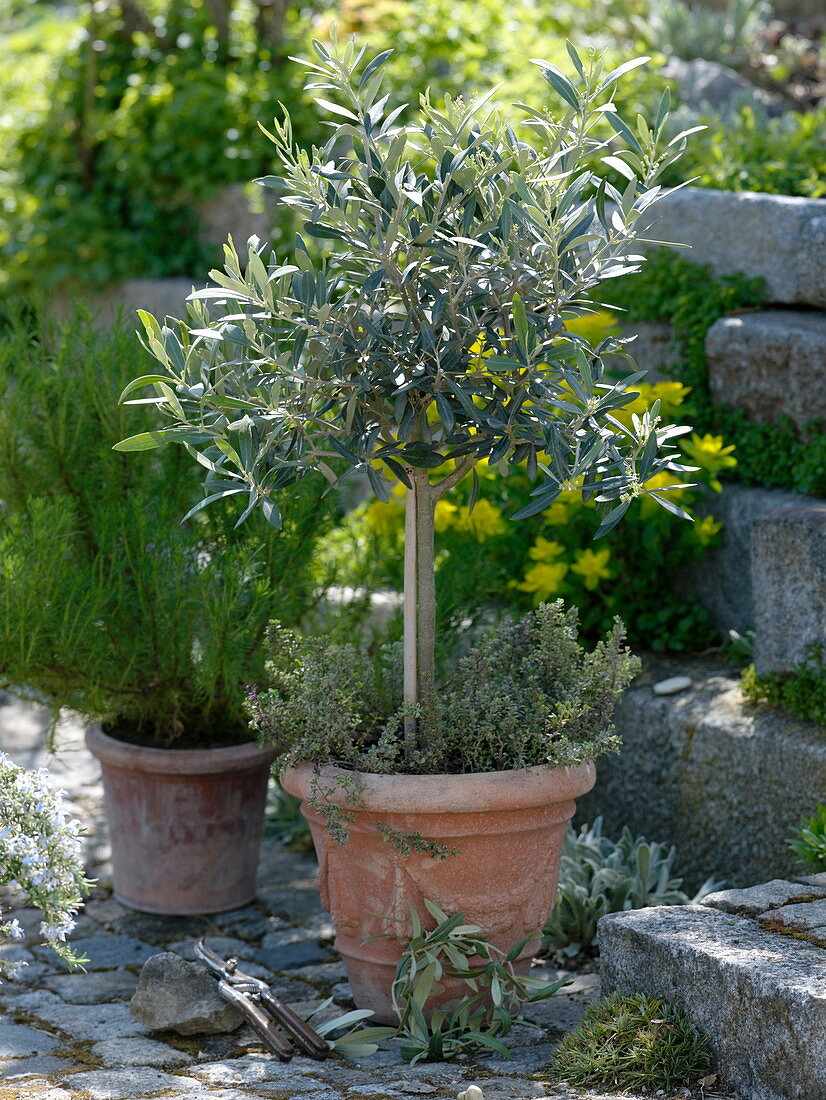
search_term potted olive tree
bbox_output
[116,35,693,1014]
[0,314,330,915]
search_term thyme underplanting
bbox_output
[248,601,639,780]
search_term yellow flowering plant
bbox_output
[323,376,732,654]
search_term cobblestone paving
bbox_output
[0,696,736,1100]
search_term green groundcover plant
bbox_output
[550,992,712,1091]
[606,249,826,498]
[0,753,91,978]
[116,32,698,765]
[741,646,826,728]
[787,804,826,872]
[660,105,826,201]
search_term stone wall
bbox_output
[576,655,826,890]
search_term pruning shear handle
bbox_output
[194,938,329,1061]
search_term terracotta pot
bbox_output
[282,760,596,1023]
[86,726,276,915]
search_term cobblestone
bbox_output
[0,697,741,1100]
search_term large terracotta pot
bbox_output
[86,726,276,915]
[282,760,596,1022]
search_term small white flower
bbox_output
[7,919,24,940]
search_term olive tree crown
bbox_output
[116,33,697,757]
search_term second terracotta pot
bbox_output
[87,726,276,915]
[282,760,596,1022]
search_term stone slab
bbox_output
[643,188,826,307]
[0,1022,59,1058]
[49,278,208,330]
[9,991,147,1041]
[195,183,276,251]
[678,483,807,635]
[256,939,333,972]
[612,320,679,380]
[59,1067,191,1099]
[798,872,826,887]
[90,1036,194,1068]
[758,897,826,933]
[0,1054,74,1079]
[706,309,826,428]
[753,503,826,673]
[701,879,826,916]
[42,970,139,1004]
[577,654,826,889]
[599,904,826,1100]
[32,934,155,972]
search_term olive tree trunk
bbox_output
[403,468,436,760]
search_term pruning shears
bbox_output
[194,938,330,1062]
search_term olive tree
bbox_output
[116,33,695,756]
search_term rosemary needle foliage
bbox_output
[551,992,712,1091]
[385,898,569,1063]
[0,311,330,747]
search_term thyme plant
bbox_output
[117,33,695,757]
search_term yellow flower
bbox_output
[649,381,691,417]
[570,548,612,590]
[467,336,495,373]
[518,561,569,603]
[640,470,686,517]
[434,500,458,533]
[362,498,403,535]
[454,499,506,542]
[682,433,737,490]
[543,501,570,525]
[695,515,722,546]
[529,537,566,562]
[563,309,620,345]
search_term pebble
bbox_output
[653,676,693,696]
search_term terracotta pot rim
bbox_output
[85,724,277,776]
[282,759,596,813]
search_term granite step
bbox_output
[706,308,826,430]
[642,187,826,308]
[599,892,826,1100]
[576,654,826,889]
